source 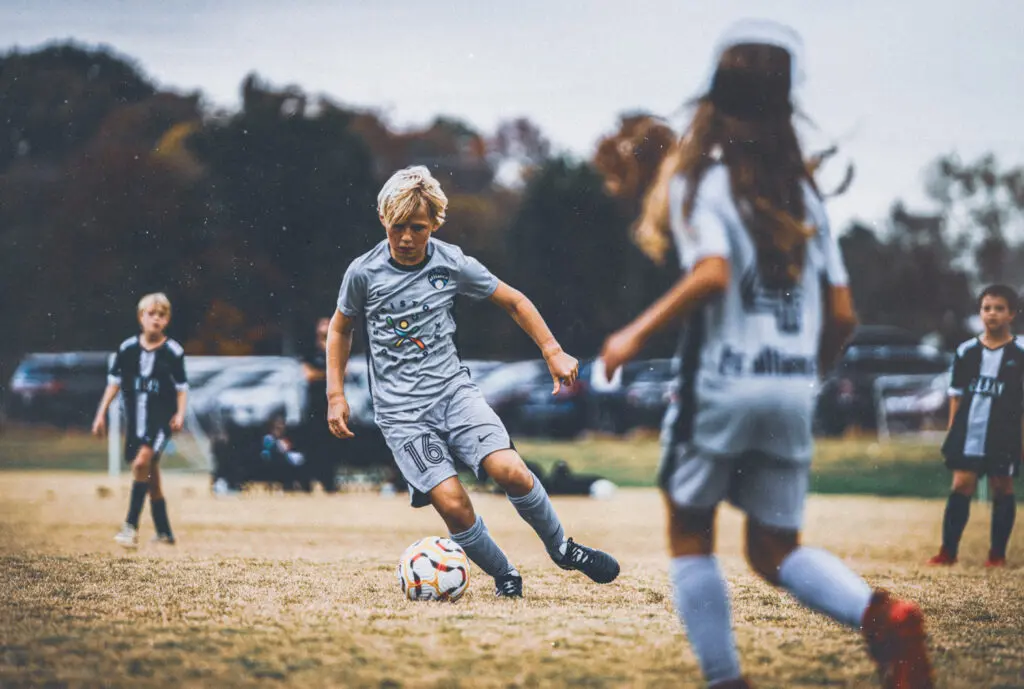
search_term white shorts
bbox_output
[659,442,810,531]
[378,384,512,507]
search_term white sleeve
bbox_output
[669,172,730,271]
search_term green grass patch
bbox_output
[0,426,196,472]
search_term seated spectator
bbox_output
[260,413,305,491]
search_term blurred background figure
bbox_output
[300,317,341,493]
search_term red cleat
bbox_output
[984,551,1007,568]
[862,590,935,689]
[926,548,957,566]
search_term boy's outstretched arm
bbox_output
[326,309,356,438]
[489,281,578,394]
[600,257,729,379]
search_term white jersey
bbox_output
[664,164,848,463]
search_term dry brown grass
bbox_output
[0,472,1022,689]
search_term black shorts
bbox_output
[124,427,172,464]
[944,454,1021,478]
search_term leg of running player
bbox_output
[987,474,1015,566]
[483,449,619,584]
[664,497,745,688]
[930,470,977,565]
[148,460,175,543]
[429,476,521,597]
[747,520,933,689]
[115,445,154,548]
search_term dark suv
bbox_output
[5,352,112,428]
[815,327,951,436]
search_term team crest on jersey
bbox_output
[740,268,803,333]
[427,267,451,290]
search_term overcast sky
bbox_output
[4,0,1023,232]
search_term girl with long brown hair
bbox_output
[600,20,933,689]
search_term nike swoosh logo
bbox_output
[477,433,492,443]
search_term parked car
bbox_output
[623,360,676,430]
[580,358,673,434]
[5,352,110,427]
[215,361,306,429]
[815,329,952,436]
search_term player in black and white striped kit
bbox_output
[93,293,188,549]
[929,285,1022,568]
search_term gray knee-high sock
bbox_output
[777,547,873,628]
[450,516,517,578]
[508,473,565,560]
[669,555,742,685]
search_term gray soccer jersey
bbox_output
[337,238,499,415]
[663,164,849,464]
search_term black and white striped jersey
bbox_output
[942,337,1024,463]
[108,335,188,437]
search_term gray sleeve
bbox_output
[337,262,368,317]
[457,253,499,300]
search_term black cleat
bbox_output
[494,573,523,598]
[557,538,620,584]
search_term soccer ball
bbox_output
[396,536,471,602]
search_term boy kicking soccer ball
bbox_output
[325,165,619,597]
[929,284,1022,567]
[93,292,188,548]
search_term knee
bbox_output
[436,493,476,533]
[989,478,1015,498]
[667,506,715,557]
[951,472,977,496]
[131,457,151,478]
[498,462,534,496]
[745,522,799,585]
[746,539,783,584]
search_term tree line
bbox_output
[2,43,1023,382]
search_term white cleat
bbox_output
[150,533,176,545]
[113,523,139,549]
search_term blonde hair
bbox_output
[137,292,172,317]
[377,165,448,228]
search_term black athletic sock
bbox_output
[151,498,172,537]
[126,481,149,528]
[941,492,971,557]
[991,494,1016,559]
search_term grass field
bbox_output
[0,427,958,499]
[1,471,1022,688]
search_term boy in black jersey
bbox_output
[92,293,188,549]
[930,284,1022,567]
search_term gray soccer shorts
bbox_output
[659,442,810,531]
[377,384,512,507]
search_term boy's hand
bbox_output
[545,350,579,395]
[328,396,355,438]
[92,414,106,437]
[170,412,186,433]
[600,327,643,381]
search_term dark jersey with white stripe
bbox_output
[108,336,188,438]
[942,337,1024,463]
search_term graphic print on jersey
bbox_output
[739,266,803,333]
[386,315,427,350]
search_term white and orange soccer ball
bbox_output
[396,536,471,602]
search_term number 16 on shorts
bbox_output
[403,434,450,474]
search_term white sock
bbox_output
[669,555,742,684]
[777,547,872,629]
